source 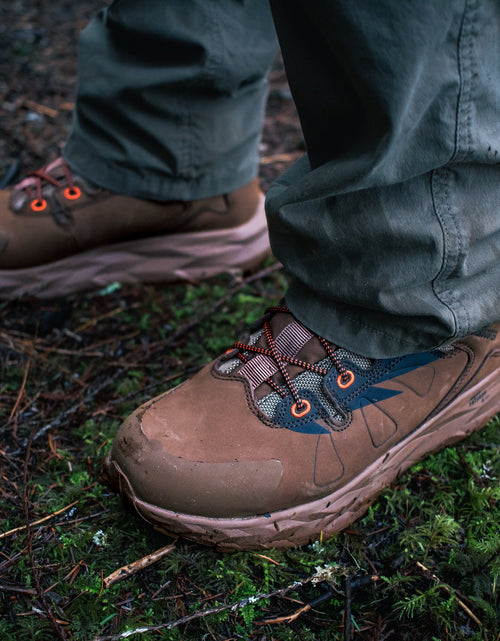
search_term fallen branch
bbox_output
[0,500,78,540]
[93,564,338,641]
[257,602,312,625]
[0,583,37,596]
[24,99,59,118]
[256,586,335,626]
[260,152,302,165]
[103,544,176,588]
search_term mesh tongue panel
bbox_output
[257,358,344,422]
[334,349,372,370]
[256,390,283,419]
[218,358,240,374]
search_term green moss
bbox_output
[0,269,498,640]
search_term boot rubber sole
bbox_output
[0,193,270,299]
[106,356,500,550]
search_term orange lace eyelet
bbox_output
[337,370,355,389]
[64,186,82,200]
[31,198,47,212]
[291,399,312,418]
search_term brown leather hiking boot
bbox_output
[0,158,270,298]
[106,305,500,550]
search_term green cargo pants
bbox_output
[65,0,500,358]
[64,0,278,201]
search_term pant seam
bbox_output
[430,168,461,338]
[428,0,479,341]
[452,0,479,162]
[205,3,224,84]
[181,108,193,179]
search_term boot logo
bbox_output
[469,390,488,406]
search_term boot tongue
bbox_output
[218,310,331,401]
[11,158,68,208]
[44,157,67,181]
[10,158,98,212]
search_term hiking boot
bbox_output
[0,158,270,299]
[105,305,500,550]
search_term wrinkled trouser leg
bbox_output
[64,0,278,201]
[267,0,500,357]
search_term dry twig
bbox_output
[24,99,59,118]
[416,561,482,627]
[103,544,176,588]
[8,346,32,423]
[0,500,78,540]
[260,152,302,165]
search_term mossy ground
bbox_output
[0,268,498,641]
[1,2,499,639]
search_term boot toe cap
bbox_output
[107,406,284,518]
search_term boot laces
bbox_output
[14,158,81,212]
[231,305,355,416]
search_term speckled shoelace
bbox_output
[229,305,356,418]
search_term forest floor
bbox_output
[0,2,499,641]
